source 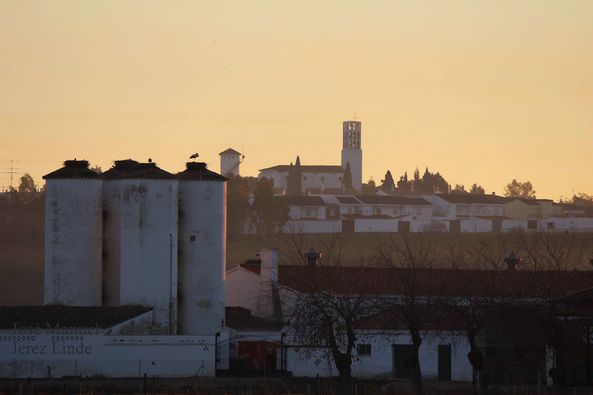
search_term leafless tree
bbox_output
[278,233,378,393]
[373,234,447,395]
[513,231,593,387]
[441,235,511,395]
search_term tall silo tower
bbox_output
[102,160,178,334]
[43,160,103,306]
[177,162,227,335]
[218,148,242,177]
[341,120,363,191]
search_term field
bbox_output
[2,232,593,306]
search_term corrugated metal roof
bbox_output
[0,305,152,329]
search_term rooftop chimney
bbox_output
[304,247,321,267]
[258,249,278,281]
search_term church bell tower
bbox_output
[341,120,363,191]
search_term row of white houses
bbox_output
[276,194,593,234]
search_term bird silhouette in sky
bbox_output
[189,153,199,159]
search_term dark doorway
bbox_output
[449,220,461,233]
[492,220,502,232]
[438,344,452,381]
[235,341,277,374]
[392,344,415,379]
[398,221,410,233]
[342,219,354,233]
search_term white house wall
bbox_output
[259,170,343,194]
[539,217,593,232]
[226,268,275,318]
[284,331,472,381]
[220,154,240,177]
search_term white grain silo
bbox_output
[43,160,103,306]
[102,160,178,334]
[177,162,227,335]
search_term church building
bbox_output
[259,120,363,195]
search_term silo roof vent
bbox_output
[177,162,227,181]
[43,159,100,179]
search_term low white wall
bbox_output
[539,217,593,232]
[412,219,449,233]
[460,219,493,233]
[283,220,342,234]
[501,219,527,231]
[354,218,398,233]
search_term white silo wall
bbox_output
[44,179,103,306]
[103,179,178,333]
[178,181,226,335]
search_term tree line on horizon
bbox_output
[3,168,593,242]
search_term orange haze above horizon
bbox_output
[1,1,592,200]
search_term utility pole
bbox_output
[1,160,19,190]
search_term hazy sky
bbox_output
[1,1,592,199]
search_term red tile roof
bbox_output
[260,165,344,173]
[219,148,242,156]
[356,195,432,206]
[335,196,362,204]
[278,196,327,206]
[240,259,262,275]
[277,265,593,299]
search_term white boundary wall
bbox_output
[0,330,223,378]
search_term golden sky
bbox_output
[1,1,592,199]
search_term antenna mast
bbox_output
[1,160,20,190]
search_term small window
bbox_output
[357,344,371,356]
[189,234,196,242]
